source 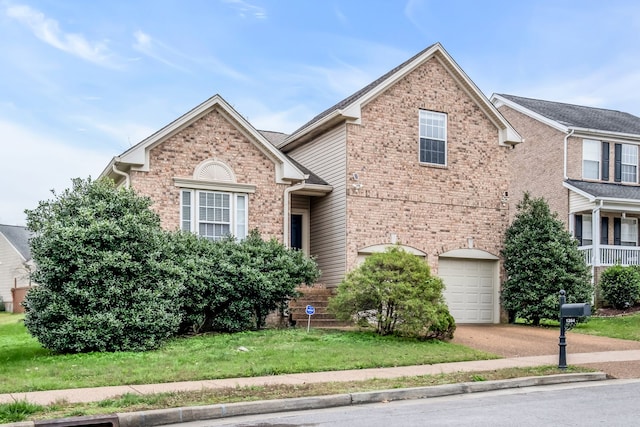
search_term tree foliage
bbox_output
[501,193,592,325]
[23,178,183,353]
[599,265,640,309]
[328,246,455,340]
[167,230,320,334]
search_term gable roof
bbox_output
[278,42,522,150]
[493,94,640,137]
[0,224,32,261]
[100,95,307,185]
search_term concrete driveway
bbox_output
[453,324,640,378]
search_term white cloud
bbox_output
[5,4,120,68]
[222,0,267,19]
[0,120,112,226]
[132,30,189,72]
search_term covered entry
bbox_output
[438,249,499,324]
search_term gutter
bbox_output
[111,157,130,188]
[563,129,575,180]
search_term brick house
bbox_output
[100,43,521,324]
[492,93,640,281]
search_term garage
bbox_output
[438,254,499,324]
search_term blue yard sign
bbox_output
[305,305,315,332]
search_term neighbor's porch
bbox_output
[573,210,640,267]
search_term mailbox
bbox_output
[561,303,591,318]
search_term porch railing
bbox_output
[578,245,640,266]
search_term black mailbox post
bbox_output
[558,290,591,369]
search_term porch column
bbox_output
[592,208,601,266]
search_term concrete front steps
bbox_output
[289,286,352,328]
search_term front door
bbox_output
[290,214,303,251]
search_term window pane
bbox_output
[419,111,446,165]
[583,215,593,241]
[181,190,191,232]
[582,140,600,179]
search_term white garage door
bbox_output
[438,258,497,324]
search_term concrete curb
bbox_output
[2,373,607,427]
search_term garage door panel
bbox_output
[439,258,497,324]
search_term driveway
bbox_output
[453,324,640,379]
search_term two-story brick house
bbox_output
[492,94,640,281]
[101,43,522,323]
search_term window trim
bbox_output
[582,139,600,180]
[418,110,447,166]
[621,218,638,246]
[180,189,248,241]
[620,144,638,184]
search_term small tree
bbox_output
[23,178,182,353]
[599,265,640,309]
[501,193,592,325]
[328,246,455,340]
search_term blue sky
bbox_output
[2,0,640,226]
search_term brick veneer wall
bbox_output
[129,107,286,241]
[343,57,511,275]
[497,106,570,225]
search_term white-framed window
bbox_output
[419,110,447,165]
[582,214,593,246]
[621,144,638,183]
[181,190,248,241]
[582,139,600,180]
[621,218,638,246]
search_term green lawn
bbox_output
[573,312,640,341]
[0,313,497,394]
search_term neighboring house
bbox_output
[0,224,34,312]
[100,43,522,323]
[492,93,640,281]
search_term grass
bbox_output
[0,313,497,394]
[1,365,592,423]
[2,310,635,423]
[573,312,640,341]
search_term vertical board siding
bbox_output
[288,125,347,287]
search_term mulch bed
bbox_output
[595,304,640,317]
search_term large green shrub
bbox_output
[328,246,455,340]
[501,193,593,325]
[168,230,320,333]
[599,265,640,309]
[23,178,182,353]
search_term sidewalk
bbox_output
[4,350,640,406]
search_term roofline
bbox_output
[101,95,306,183]
[492,94,640,142]
[491,94,569,133]
[280,43,521,150]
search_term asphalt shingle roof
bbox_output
[0,224,32,261]
[566,179,640,200]
[498,94,640,135]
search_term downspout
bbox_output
[283,182,306,248]
[563,129,575,180]
[111,157,130,188]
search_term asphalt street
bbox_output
[165,379,640,427]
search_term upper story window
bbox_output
[582,139,600,180]
[419,110,447,166]
[621,144,638,183]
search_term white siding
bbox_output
[291,195,310,210]
[0,234,28,312]
[288,125,347,286]
[569,191,594,213]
